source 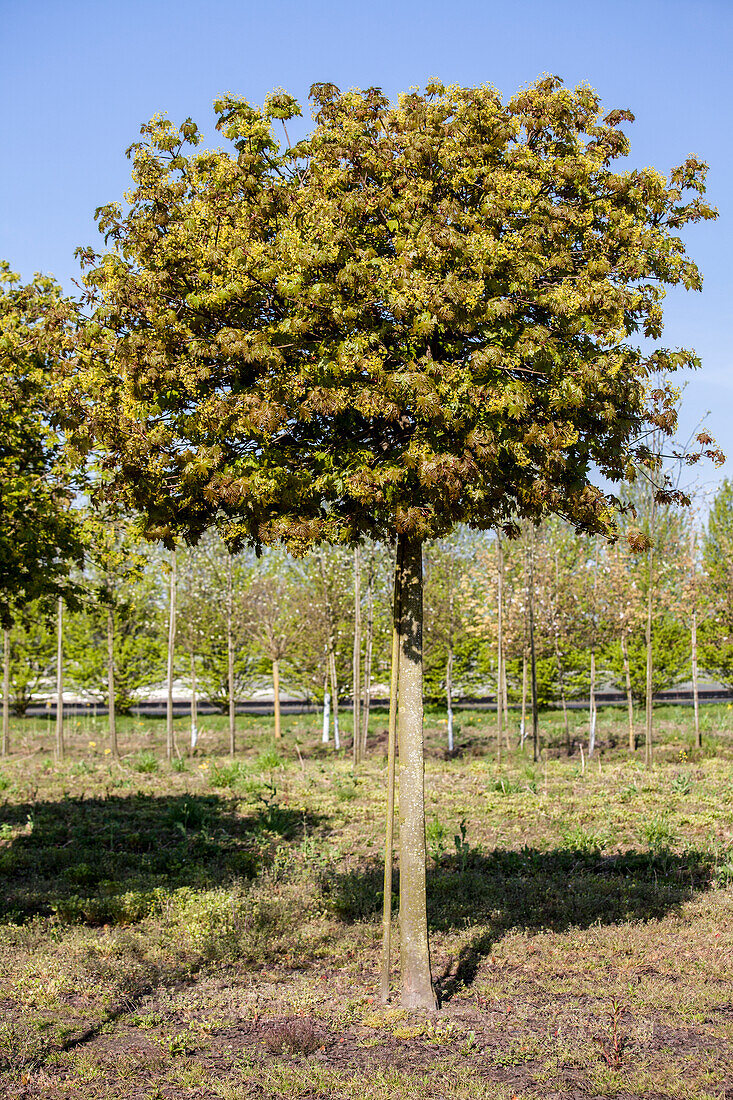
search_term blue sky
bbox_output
[1,0,730,491]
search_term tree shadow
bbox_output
[0,792,328,923]
[320,846,717,1003]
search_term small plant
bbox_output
[671,772,692,795]
[0,774,10,791]
[559,822,608,854]
[133,750,159,774]
[209,760,246,788]
[427,816,448,863]
[642,814,676,851]
[594,1000,627,1069]
[171,756,187,773]
[334,775,358,801]
[454,818,474,871]
[257,749,283,771]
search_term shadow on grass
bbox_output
[0,793,327,923]
[320,846,718,1002]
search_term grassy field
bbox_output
[1,702,732,1099]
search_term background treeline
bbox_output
[6,476,733,740]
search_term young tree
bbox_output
[67,78,715,1008]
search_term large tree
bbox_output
[67,77,715,1008]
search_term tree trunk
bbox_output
[190,650,198,751]
[692,604,701,750]
[527,541,539,763]
[107,607,117,757]
[553,627,569,754]
[167,551,177,762]
[227,552,236,756]
[273,658,282,739]
[361,563,373,757]
[56,596,64,761]
[588,649,597,757]
[322,684,330,744]
[446,647,454,754]
[502,654,510,748]
[496,533,503,765]
[380,537,403,1003]
[352,545,361,766]
[621,633,634,751]
[397,535,437,1010]
[645,536,654,770]
[329,649,340,750]
[520,650,527,749]
[2,627,9,757]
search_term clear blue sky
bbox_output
[1,0,730,490]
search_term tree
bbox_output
[67,78,715,1008]
[0,264,81,632]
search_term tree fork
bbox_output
[397,535,437,1011]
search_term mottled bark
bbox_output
[645,537,654,770]
[190,650,198,751]
[380,538,402,1003]
[361,565,373,756]
[496,533,503,764]
[588,649,597,757]
[527,543,539,763]
[692,606,701,750]
[397,536,437,1011]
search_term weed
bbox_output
[0,1018,49,1069]
[559,822,608,854]
[259,1018,324,1055]
[133,751,159,774]
[210,760,247,788]
[594,1000,627,1069]
[642,815,676,851]
[427,816,449,862]
[671,772,693,796]
[257,749,284,771]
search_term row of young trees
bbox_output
[5,477,733,760]
[1,77,723,1008]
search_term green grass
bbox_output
[0,702,732,1097]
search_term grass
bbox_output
[0,702,732,1097]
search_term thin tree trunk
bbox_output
[397,535,437,1010]
[56,596,64,761]
[107,607,117,757]
[273,658,282,739]
[446,647,454,754]
[520,650,527,748]
[527,540,539,763]
[2,627,9,757]
[361,563,373,757]
[322,682,330,744]
[227,552,235,756]
[352,545,361,766]
[380,538,402,1003]
[553,627,569,753]
[190,650,198,751]
[502,653,510,748]
[588,648,597,757]
[496,533,503,764]
[645,535,655,770]
[692,604,701,750]
[167,551,177,762]
[621,633,634,751]
[329,649,340,750]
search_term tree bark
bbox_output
[692,604,701,750]
[190,650,198,751]
[588,649,597,757]
[56,596,64,761]
[322,684,330,744]
[380,538,402,1003]
[520,650,527,749]
[553,628,570,754]
[496,533,503,765]
[329,649,340,750]
[2,627,9,757]
[107,607,117,757]
[361,562,373,757]
[167,551,177,763]
[645,536,655,770]
[621,633,634,751]
[352,545,361,766]
[273,658,282,739]
[527,540,539,763]
[446,647,454,755]
[397,535,437,1010]
[227,552,236,756]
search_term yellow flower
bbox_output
[104,749,111,755]
[88,741,96,748]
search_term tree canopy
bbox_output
[67,76,716,551]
